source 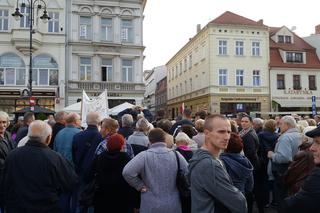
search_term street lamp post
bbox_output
[12,0,50,108]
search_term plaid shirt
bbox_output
[95,134,134,158]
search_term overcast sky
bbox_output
[143,0,319,70]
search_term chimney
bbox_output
[257,19,263,25]
[316,25,320,34]
[197,24,201,33]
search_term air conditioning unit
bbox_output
[115,84,120,90]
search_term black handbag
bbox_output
[174,151,191,213]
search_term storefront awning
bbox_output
[273,99,316,108]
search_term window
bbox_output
[218,40,227,55]
[180,83,183,95]
[80,57,92,80]
[277,74,285,89]
[235,41,244,56]
[278,35,284,43]
[0,9,9,31]
[285,36,291,43]
[33,54,58,85]
[122,59,133,82]
[309,75,316,90]
[176,85,178,96]
[101,59,113,81]
[253,70,260,86]
[101,18,113,41]
[188,54,192,69]
[184,58,187,71]
[121,19,133,42]
[20,6,30,28]
[48,12,59,33]
[286,52,303,63]
[185,80,187,93]
[0,53,26,85]
[175,65,178,77]
[190,78,193,91]
[219,69,227,85]
[179,61,182,75]
[79,16,92,40]
[252,42,260,56]
[236,69,244,86]
[293,75,301,90]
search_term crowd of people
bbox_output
[0,107,319,213]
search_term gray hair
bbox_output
[0,111,10,125]
[54,111,67,122]
[175,132,190,143]
[281,115,297,128]
[28,120,52,143]
[136,118,150,132]
[86,112,101,126]
[122,114,133,127]
[253,118,264,127]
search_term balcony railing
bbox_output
[68,80,145,93]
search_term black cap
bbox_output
[305,126,320,138]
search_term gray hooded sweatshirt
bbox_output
[188,149,247,213]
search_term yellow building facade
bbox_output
[167,12,270,118]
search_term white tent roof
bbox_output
[63,101,81,113]
[109,102,134,115]
[63,101,134,115]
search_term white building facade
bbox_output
[0,0,66,113]
[66,0,146,108]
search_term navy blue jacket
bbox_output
[72,125,102,179]
[220,153,254,194]
[258,130,278,166]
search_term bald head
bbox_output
[28,120,52,144]
[66,113,80,125]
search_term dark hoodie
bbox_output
[220,153,254,194]
[188,149,247,213]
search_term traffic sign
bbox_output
[312,96,317,116]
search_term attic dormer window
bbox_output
[278,35,284,43]
[286,52,303,63]
[285,36,291,43]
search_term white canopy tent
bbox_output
[63,101,134,115]
[109,102,134,115]
[63,102,81,113]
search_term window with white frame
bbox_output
[0,9,9,31]
[252,70,260,86]
[32,54,58,86]
[20,6,30,28]
[218,40,227,55]
[236,69,244,86]
[80,57,92,80]
[235,41,244,56]
[0,53,26,86]
[101,58,113,81]
[79,16,92,40]
[252,42,260,56]
[122,59,133,82]
[101,18,113,41]
[48,12,59,33]
[219,69,227,86]
[121,19,133,42]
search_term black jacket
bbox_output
[14,126,28,146]
[91,151,134,213]
[241,129,260,170]
[283,166,320,213]
[49,122,65,148]
[3,140,78,213]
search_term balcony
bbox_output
[68,80,145,94]
[11,29,43,55]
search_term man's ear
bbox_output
[45,134,52,146]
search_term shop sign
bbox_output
[284,88,313,95]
